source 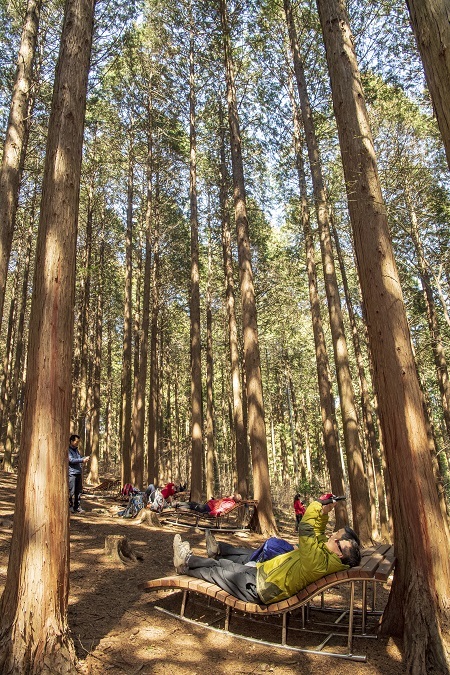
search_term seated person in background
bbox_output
[175,492,242,515]
[172,495,361,605]
[146,481,186,505]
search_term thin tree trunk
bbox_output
[288,75,348,527]
[88,238,103,485]
[406,185,450,438]
[220,0,276,535]
[206,221,215,500]
[219,111,248,498]
[132,93,154,490]
[405,0,450,171]
[0,0,41,330]
[189,23,203,502]
[284,0,371,542]
[104,317,113,470]
[0,0,94,669]
[78,187,93,447]
[147,173,160,485]
[2,223,33,472]
[316,1,450,671]
[0,288,17,442]
[330,215,389,540]
[121,144,133,486]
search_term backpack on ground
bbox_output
[150,488,165,513]
[121,483,134,497]
[119,493,146,518]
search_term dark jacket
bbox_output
[68,446,85,476]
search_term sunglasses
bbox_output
[336,539,344,555]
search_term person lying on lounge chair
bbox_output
[172,495,361,605]
[203,497,359,565]
[174,493,242,515]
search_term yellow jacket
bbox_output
[256,500,348,604]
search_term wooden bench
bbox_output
[162,499,258,531]
[141,543,395,661]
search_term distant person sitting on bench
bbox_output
[146,482,186,504]
[175,493,242,515]
[172,495,361,605]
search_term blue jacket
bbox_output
[68,446,85,476]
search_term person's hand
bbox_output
[318,493,346,505]
[83,455,90,463]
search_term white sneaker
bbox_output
[173,534,191,574]
[205,528,219,558]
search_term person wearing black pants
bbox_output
[68,434,89,513]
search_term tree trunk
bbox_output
[206,222,215,500]
[147,175,160,485]
[405,0,450,170]
[406,185,450,439]
[0,0,94,670]
[132,95,154,491]
[88,237,103,486]
[220,0,277,535]
[330,214,389,540]
[219,112,248,498]
[78,188,93,449]
[288,74,348,527]
[189,25,203,503]
[121,144,134,486]
[284,0,372,542]
[0,0,41,331]
[2,224,33,472]
[0,286,17,448]
[316,1,450,671]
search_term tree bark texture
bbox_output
[189,28,203,503]
[147,179,160,485]
[288,77,348,528]
[219,115,248,498]
[284,0,372,543]
[121,148,133,486]
[0,0,41,331]
[405,0,450,170]
[330,215,389,540]
[88,238,103,485]
[206,225,215,500]
[3,225,33,472]
[0,0,94,671]
[220,0,277,535]
[316,1,450,671]
[132,101,154,490]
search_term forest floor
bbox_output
[0,471,405,674]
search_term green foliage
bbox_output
[295,475,324,502]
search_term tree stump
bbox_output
[104,535,143,565]
[135,508,162,527]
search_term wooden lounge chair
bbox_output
[162,499,258,531]
[84,478,121,498]
[140,543,396,661]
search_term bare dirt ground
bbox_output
[0,471,405,674]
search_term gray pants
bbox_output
[217,541,253,564]
[186,555,260,603]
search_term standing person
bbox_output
[294,494,305,531]
[68,434,89,513]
